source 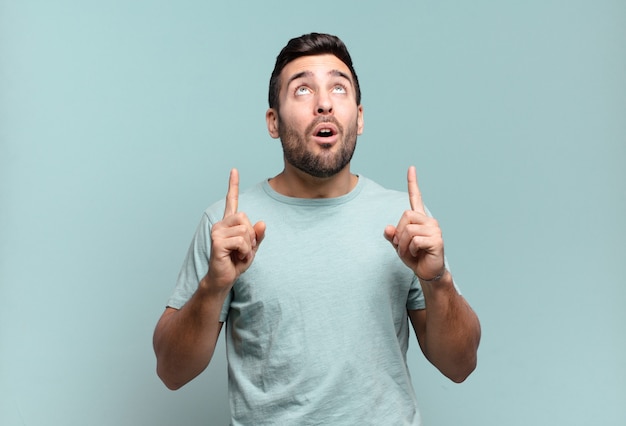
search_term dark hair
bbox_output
[268,33,361,110]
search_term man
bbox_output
[153,33,480,425]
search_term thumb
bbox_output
[383,225,396,244]
[253,221,267,247]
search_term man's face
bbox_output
[266,54,364,178]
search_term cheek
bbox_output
[280,112,308,132]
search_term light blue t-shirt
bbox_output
[168,176,430,425]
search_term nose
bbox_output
[317,105,332,114]
[316,93,333,115]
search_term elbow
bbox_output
[446,352,478,384]
[154,346,189,391]
[162,380,185,391]
[450,319,481,383]
[156,364,187,391]
[448,361,476,384]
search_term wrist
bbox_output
[198,273,233,298]
[417,266,447,283]
[417,269,456,295]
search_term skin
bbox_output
[384,166,481,382]
[153,54,480,390]
[265,54,363,198]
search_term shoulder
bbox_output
[203,181,270,223]
[358,176,409,206]
[358,176,435,218]
[203,180,273,225]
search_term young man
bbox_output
[153,33,480,425]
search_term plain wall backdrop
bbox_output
[1,1,625,425]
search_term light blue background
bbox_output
[1,1,625,425]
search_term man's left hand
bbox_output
[384,166,446,281]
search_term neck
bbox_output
[268,165,358,198]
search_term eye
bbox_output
[332,85,347,94]
[295,86,312,96]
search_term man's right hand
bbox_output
[205,168,266,291]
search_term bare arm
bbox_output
[408,271,480,382]
[153,169,265,390]
[384,166,480,383]
[153,282,226,390]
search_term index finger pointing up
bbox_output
[224,168,239,218]
[407,165,425,214]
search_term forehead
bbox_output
[281,54,353,84]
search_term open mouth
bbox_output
[316,128,335,138]
[312,121,339,139]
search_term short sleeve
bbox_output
[166,213,212,309]
[406,275,425,310]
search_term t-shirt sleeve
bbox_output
[166,212,231,322]
[406,275,426,310]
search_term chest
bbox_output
[230,212,413,328]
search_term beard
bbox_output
[277,115,359,178]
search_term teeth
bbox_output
[318,129,332,137]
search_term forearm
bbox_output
[417,271,481,383]
[153,277,228,390]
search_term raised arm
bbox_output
[384,166,480,383]
[153,169,266,390]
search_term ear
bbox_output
[356,105,364,135]
[266,108,280,139]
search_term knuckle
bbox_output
[232,235,249,252]
[236,211,250,223]
[210,224,223,238]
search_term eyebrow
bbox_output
[286,69,353,87]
